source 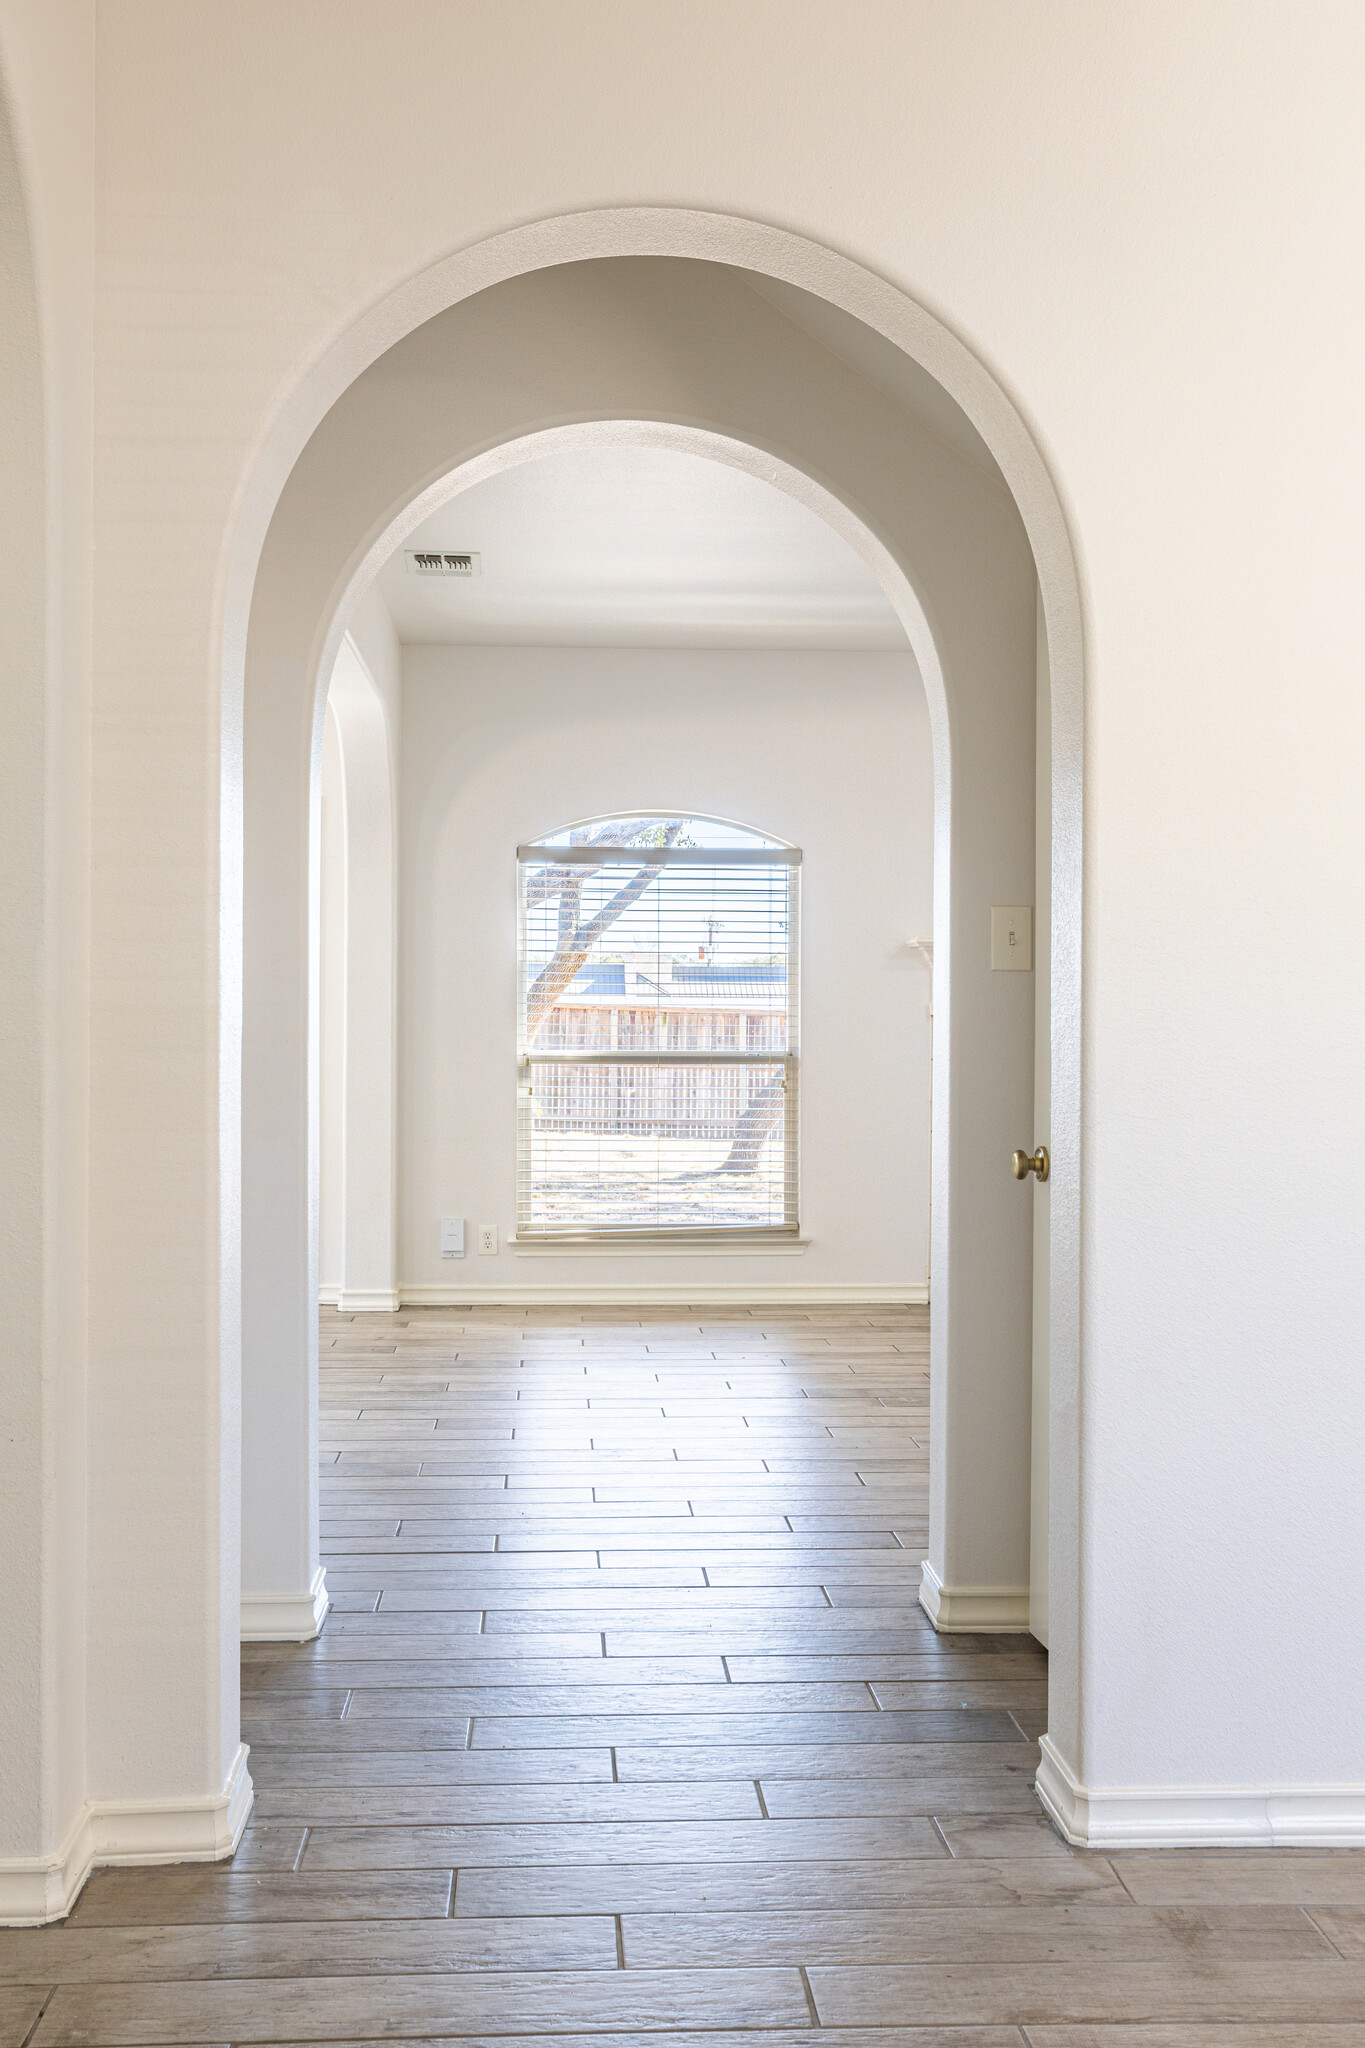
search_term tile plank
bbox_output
[32,1965,812,2044]
[0,1914,615,1982]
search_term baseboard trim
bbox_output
[0,1743,253,1927]
[393,1283,929,1307]
[335,1287,401,1311]
[1036,1734,1365,1848]
[918,1559,1031,1634]
[241,1566,329,1643]
[318,1284,340,1307]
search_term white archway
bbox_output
[225,225,1086,1804]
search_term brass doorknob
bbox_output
[1011,1145,1049,1182]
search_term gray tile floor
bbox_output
[4,1304,1365,2045]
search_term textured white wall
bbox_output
[399,645,932,1297]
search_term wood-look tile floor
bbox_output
[6,1305,1365,2046]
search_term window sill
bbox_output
[510,1234,810,1257]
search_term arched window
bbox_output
[517,816,799,1238]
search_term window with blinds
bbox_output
[517,817,799,1238]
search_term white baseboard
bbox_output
[0,1743,253,1927]
[241,1565,329,1643]
[318,1284,340,1307]
[336,1287,401,1311]
[1036,1734,1365,1848]
[394,1282,929,1307]
[918,1559,1031,1633]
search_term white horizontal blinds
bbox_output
[517,817,799,1237]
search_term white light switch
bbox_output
[439,1217,465,1259]
[477,1224,498,1256]
[991,906,1033,971]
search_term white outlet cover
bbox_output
[991,905,1033,971]
[478,1224,498,1255]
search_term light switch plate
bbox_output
[991,905,1033,971]
[439,1217,465,1259]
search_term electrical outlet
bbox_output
[439,1217,465,1259]
[477,1224,498,1256]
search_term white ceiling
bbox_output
[374,445,908,649]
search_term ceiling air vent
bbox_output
[405,550,480,576]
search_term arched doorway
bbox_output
[228,225,1085,1810]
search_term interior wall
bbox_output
[398,644,932,1300]
[349,584,403,750]
[315,599,402,1314]
[0,0,93,1915]
[318,703,345,1297]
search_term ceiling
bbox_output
[374,445,908,649]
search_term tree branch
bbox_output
[524,822,683,1039]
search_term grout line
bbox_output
[1104,1855,1139,1903]
[615,1913,626,1968]
[755,1778,770,1818]
[465,1718,475,1751]
[865,1680,882,1709]
[611,1747,619,1782]
[798,1964,822,2027]
[338,1688,353,1721]
[479,1610,487,1634]
[18,1986,58,2048]
[930,1814,955,1857]
[445,1869,457,1917]
[292,1827,311,1873]
[600,1631,608,1658]
[1302,1906,1347,1959]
